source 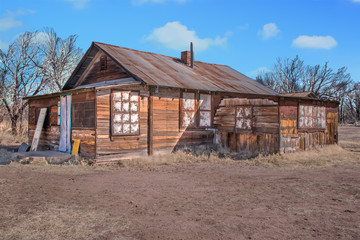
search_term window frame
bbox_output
[71,101,95,129]
[111,89,140,136]
[180,91,197,129]
[198,93,212,128]
[235,106,253,131]
[298,104,326,129]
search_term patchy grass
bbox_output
[114,150,233,169]
[247,144,360,168]
[0,204,130,240]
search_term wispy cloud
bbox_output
[133,0,188,5]
[145,21,227,52]
[0,40,9,50]
[292,35,337,49]
[258,23,280,40]
[351,0,360,2]
[247,67,272,78]
[0,9,35,31]
[65,0,90,9]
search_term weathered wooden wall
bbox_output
[77,51,131,87]
[279,98,338,153]
[151,87,214,155]
[214,97,279,158]
[71,91,96,158]
[95,85,149,163]
[28,96,60,151]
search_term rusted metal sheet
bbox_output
[68,42,278,96]
[281,92,317,99]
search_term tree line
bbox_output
[256,56,360,124]
[0,28,83,135]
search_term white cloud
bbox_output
[292,35,337,49]
[351,0,360,2]
[133,0,188,5]
[0,17,22,31]
[247,67,272,78]
[0,40,9,50]
[258,23,280,40]
[65,0,90,9]
[145,21,227,52]
[0,9,35,31]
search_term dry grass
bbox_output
[114,150,233,169]
[0,120,28,146]
[247,144,360,168]
[0,204,130,240]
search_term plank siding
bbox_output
[28,96,60,151]
[77,52,131,87]
[214,97,280,157]
[278,98,338,152]
[95,85,149,160]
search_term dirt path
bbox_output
[1,162,359,240]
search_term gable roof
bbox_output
[63,42,278,96]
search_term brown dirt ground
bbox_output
[0,127,360,240]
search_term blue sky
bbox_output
[1,0,359,81]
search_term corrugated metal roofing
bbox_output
[281,92,318,99]
[65,42,279,96]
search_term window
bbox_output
[100,56,107,71]
[236,106,252,130]
[71,101,95,128]
[111,90,139,136]
[199,94,211,127]
[181,92,196,128]
[299,105,325,129]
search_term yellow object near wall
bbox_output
[72,139,80,155]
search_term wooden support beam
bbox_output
[148,87,154,155]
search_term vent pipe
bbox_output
[190,42,194,68]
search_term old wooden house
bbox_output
[25,42,338,163]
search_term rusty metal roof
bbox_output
[281,92,318,99]
[64,42,279,96]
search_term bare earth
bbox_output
[0,127,359,240]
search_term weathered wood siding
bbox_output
[95,85,149,162]
[28,96,60,151]
[77,51,131,87]
[71,91,96,158]
[152,87,214,155]
[214,97,279,157]
[279,99,338,152]
[28,91,96,158]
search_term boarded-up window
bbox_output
[199,94,211,127]
[111,90,139,136]
[100,56,107,71]
[182,92,196,128]
[299,105,325,129]
[71,101,95,128]
[236,106,252,130]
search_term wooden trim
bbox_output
[198,93,212,128]
[148,87,154,155]
[94,89,98,156]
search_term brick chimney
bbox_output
[181,51,191,66]
[181,42,194,68]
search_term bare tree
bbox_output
[0,32,48,135]
[274,55,303,93]
[39,27,83,92]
